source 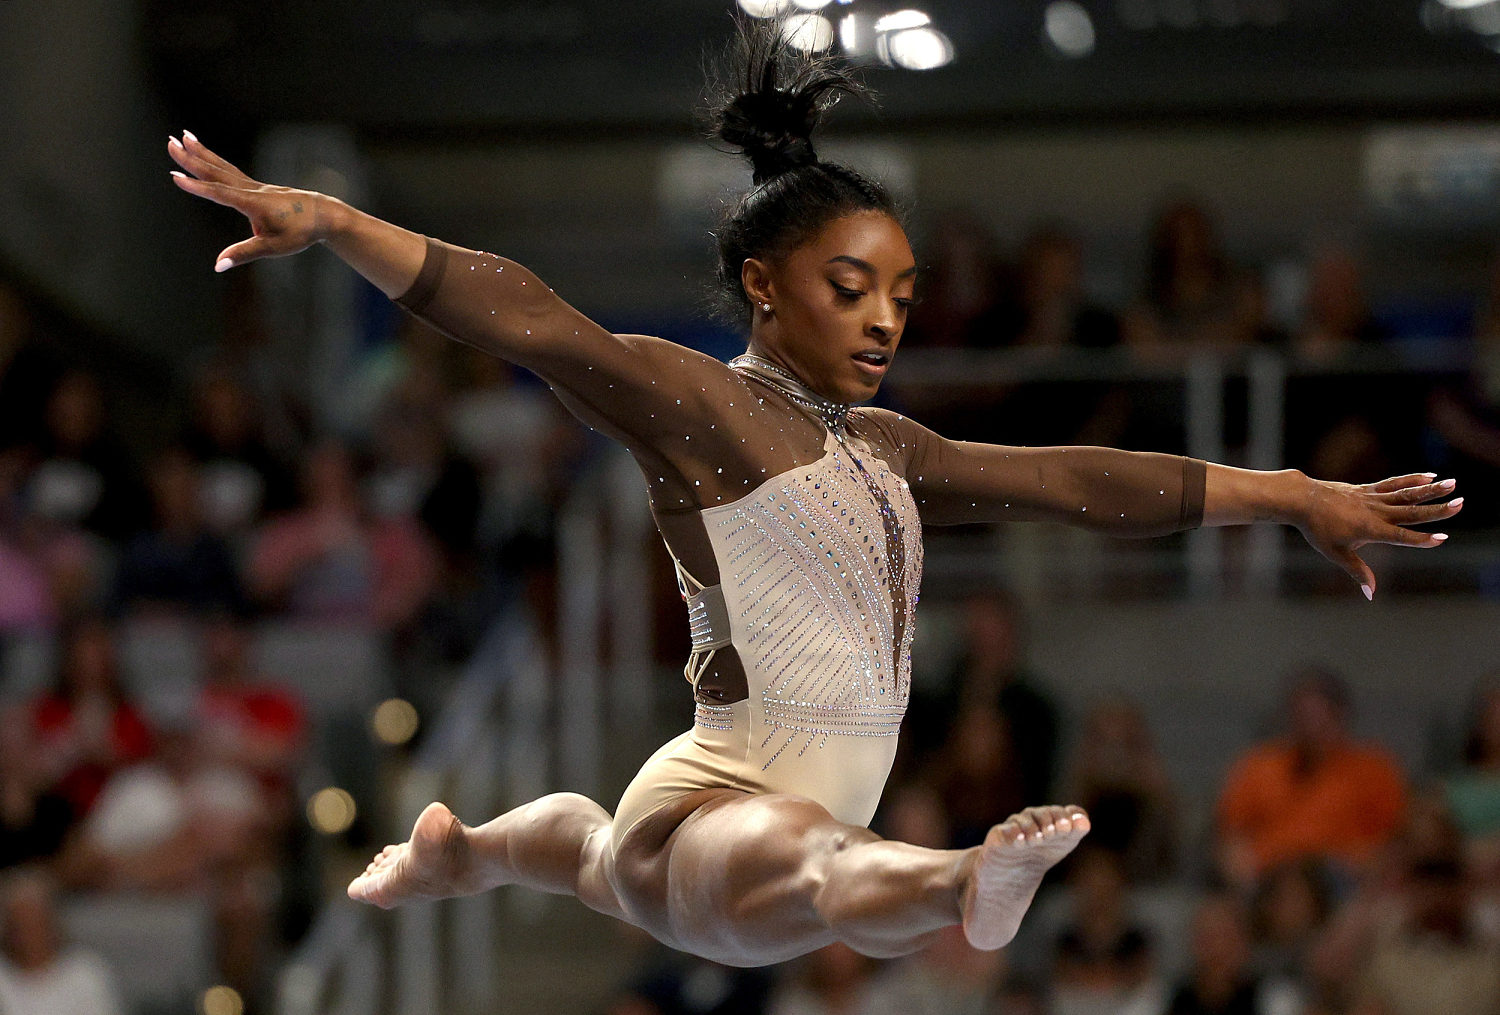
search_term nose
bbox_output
[868,299,899,342]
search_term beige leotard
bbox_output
[393,237,1207,855]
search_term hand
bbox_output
[167,131,330,271]
[1295,472,1461,599]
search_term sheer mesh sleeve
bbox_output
[854,407,1206,536]
[391,238,835,519]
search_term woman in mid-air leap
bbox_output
[168,22,1459,967]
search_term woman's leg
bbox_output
[347,793,626,923]
[348,790,1088,965]
[631,793,1089,964]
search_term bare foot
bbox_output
[347,801,473,909]
[960,804,1090,950]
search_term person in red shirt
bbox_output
[1217,667,1407,888]
[28,616,152,819]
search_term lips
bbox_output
[852,350,890,375]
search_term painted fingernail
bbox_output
[1361,584,1373,601]
[1423,472,1437,478]
[1449,498,1463,507]
[1015,835,1026,845]
[168,136,182,149]
[1440,478,1456,488]
[215,258,232,273]
[1433,533,1449,541]
[184,130,198,144]
[169,170,185,179]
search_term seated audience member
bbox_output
[904,590,1058,807]
[1166,892,1301,1015]
[181,364,295,537]
[112,448,247,618]
[28,617,153,819]
[1050,846,1164,1015]
[1123,200,1241,353]
[1444,678,1500,847]
[0,448,94,635]
[1008,224,1119,350]
[766,943,883,1015]
[899,212,1011,350]
[1249,859,1333,989]
[1349,851,1500,1015]
[0,868,123,1015]
[1217,667,1407,888]
[0,708,74,870]
[249,439,438,628]
[1061,695,1178,883]
[932,706,1027,849]
[25,370,143,542]
[195,615,305,813]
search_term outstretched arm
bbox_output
[858,408,1461,598]
[167,132,732,458]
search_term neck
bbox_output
[730,351,853,432]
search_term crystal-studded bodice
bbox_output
[690,427,923,825]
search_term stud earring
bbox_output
[762,302,772,312]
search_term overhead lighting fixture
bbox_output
[874,9,932,33]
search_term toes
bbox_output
[1013,810,1044,842]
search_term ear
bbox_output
[741,257,774,308]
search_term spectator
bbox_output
[1426,251,1500,529]
[0,448,96,635]
[1291,245,1387,362]
[1049,846,1163,1015]
[248,439,438,629]
[112,448,247,618]
[181,363,296,537]
[195,614,306,817]
[1060,696,1178,882]
[1124,199,1240,353]
[26,370,143,542]
[1249,859,1332,991]
[1444,678,1500,848]
[931,706,1026,849]
[905,591,1058,809]
[766,942,883,1015]
[1166,892,1300,1015]
[1350,852,1500,1015]
[900,212,1010,349]
[1009,224,1119,350]
[28,617,153,819]
[0,868,123,1015]
[1217,667,1407,888]
[0,708,74,871]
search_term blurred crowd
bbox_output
[607,591,1500,1015]
[0,192,1498,1015]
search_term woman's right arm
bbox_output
[168,133,730,456]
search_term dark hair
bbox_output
[706,18,901,321]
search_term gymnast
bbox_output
[168,21,1460,967]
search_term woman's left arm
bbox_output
[859,408,1460,598]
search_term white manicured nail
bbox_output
[1361,584,1373,601]
[215,258,232,273]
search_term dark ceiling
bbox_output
[144,0,1500,135]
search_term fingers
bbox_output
[1370,473,1438,494]
[1380,524,1450,549]
[1329,545,1375,600]
[1384,498,1463,527]
[1377,478,1456,506]
[168,131,253,185]
[216,236,276,272]
[169,172,246,210]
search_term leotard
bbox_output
[394,237,1206,853]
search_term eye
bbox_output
[831,282,864,301]
[894,297,915,310]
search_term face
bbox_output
[744,211,916,403]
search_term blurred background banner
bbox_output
[2,2,1500,1015]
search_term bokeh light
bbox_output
[371,697,420,745]
[307,787,358,835]
[885,27,955,70]
[1045,1,1097,58]
[199,986,244,1015]
[782,13,836,52]
[874,9,932,34]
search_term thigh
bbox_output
[613,788,878,967]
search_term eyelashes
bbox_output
[831,282,916,309]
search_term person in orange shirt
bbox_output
[1217,667,1407,888]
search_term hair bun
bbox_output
[708,18,872,185]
